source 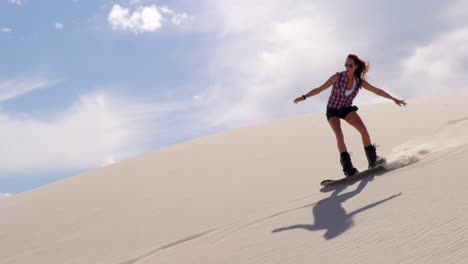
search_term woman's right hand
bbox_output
[293,96,305,104]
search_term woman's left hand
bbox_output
[393,98,407,107]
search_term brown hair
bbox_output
[347,54,369,89]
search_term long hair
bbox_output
[347,54,369,89]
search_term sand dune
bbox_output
[1,93,468,264]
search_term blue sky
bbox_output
[1,0,468,195]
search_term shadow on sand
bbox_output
[273,169,402,240]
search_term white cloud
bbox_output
[158,5,173,14]
[55,22,64,30]
[1,27,12,33]
[8,0,25,5]
[192,0,468,130]
[163,10,190,26]
[158,5,190,24]
[100,156,116,167]
[129,0,141,5]
[0,79,51,102]
[171,12,189,25]
[107,4,190,33]
[400,27,468,97]
[108,4,163,33]
[197,0,358,129]
[0,193,11,198]
[0,90,197,176]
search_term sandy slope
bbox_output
[1,93,468,264]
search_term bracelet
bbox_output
[302,95,307,100]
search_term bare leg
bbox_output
[344,111,371,147]
[328,117,347,153]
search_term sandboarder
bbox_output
[293,54,407,177]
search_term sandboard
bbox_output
[321,159,387,187]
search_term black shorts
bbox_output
[326,105,359,121]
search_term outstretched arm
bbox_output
[293,73,339,104]
[361,80,407,107]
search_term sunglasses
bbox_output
[344,63,354,68]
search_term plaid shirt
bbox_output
[327,71,360,109]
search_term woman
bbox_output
[293,54,407,177]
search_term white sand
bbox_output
[1,93,468,264]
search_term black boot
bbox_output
[340,151,358,177]
[364,143,381,168]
